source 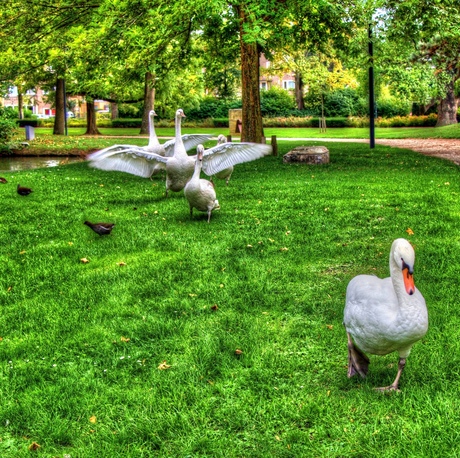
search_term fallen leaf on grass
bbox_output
[19,250,26,255]
[117,262,127,266]
[326,324,334,330]
[158,361,171,370]
[28,442,40,451]
[280,247,289,252]
[7,286,12,292]
[406,228,414,235]
[80,257,90,264]
[120,336,130,342]
[235,349,243,356]
[89,415,97,424]
[210,304,219,311]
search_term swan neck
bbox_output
[389,253,410,304]
[148,114,159,147]
[174,114,185,155]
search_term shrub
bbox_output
[111,118,142,128]
[0,114,18,152]
[118,103,142,118]
[323,89,364,117]
[376,98,411,118]
[260,87,296,117]
[186,97,240,121]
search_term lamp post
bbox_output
[368,23,375,149]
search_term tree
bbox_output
[379,0,460,126]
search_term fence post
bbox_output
[271,135,278,156]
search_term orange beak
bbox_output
[402,268,415,295]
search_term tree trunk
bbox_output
[295,72,305,110]
[140,71,155,134]
[237,6,264,143]
[110,102,119,120]
[17,92,24,119]
[53,78,66,135]
[85,100,101,135]
[436,77,458,127]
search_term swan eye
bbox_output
[401,259,413,274]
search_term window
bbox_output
[283,80,295,90]
[260,82,268,90]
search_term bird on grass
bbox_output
[87,109,211,179]
[84,221,115,236]
[0,177,7,184]
[343,238,428,391]
[184,144,220,223]
[17,184,33,196]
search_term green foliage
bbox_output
[186,97,241,121]
[324,88,367,117]
[260,87,296,117]
[376,98,411,118]
[0,109,17,151]
[118,103,142,119]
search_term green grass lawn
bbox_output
[0,140,459,456]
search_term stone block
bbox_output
[283,146,329,164]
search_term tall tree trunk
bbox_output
[53,78,66,135]
[110,102,119,120]
[17,91,24,119]
[295,72,305,110]
[436,77,458,127]
[85,100,101,135]
[140,71,155,134]
[237,6,264,143]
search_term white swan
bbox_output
[184,144,220,222]
[87,109,211,179]
[343,238,428,391]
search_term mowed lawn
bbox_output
[0,140,459,457]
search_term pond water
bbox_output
[0,156,83,172]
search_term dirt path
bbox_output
[375,138,460,165]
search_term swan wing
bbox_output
[201,142,272,176]
[88,149,168,178]
[182,134,213,151]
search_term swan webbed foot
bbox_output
[347,333,369,379]
[375,357,406,392]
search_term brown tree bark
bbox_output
[85,100,101,135]
[140,71,155,134]
[110,102,119,120]
[53,78,66,135]
[295,72,305,110]
[17,91,24,119]
[436,77,458,126]
[237,6,264,143]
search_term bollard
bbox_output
[271,135,278,156]
[25,125,35,141]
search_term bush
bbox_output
[186,97,240,121]
[17,119,40,127]
[0,113,18,153]
[376,98,411,118]
[260,87,296,117]
[111,118,142,128]
[323,89,364,117]
[118,103,142,118]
